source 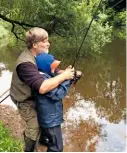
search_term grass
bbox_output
[0,122,23,152]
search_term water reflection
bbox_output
[61,39,126,151]
[0,63,12,94]
[62,91,126,151]
[0,63,17,109]
[62,93,102,152]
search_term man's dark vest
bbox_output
[10,50,37,102]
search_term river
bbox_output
[0,39,126,151]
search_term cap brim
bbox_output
[51,60,61,70]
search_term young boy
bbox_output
[35,53,72,152]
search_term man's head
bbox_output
[36,53,61,75]
[25,27,50,55]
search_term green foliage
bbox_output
[48,0,113,56]
[101,4,126,39]
[0,21,9,48]
[0,20,17,49]
[0,122,23,152]
[111,11,126,39]
[0,0,126,56]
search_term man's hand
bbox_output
[70,70,83,85]
[65,65,74,70]
[56,65,83,82]
[62,65,75,80]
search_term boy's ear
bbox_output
[51,68,55,73]
[33,43,38,48]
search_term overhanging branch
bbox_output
[0,13,69,38]
[0,13,43,41]
[11,23,25,41]
[0,13,40,28]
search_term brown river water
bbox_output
[0,39,126,151]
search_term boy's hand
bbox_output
[75,70,82,77]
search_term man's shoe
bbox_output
[24,133,36,152]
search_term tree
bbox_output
[0,0,125,56]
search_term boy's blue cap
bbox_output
[36,53,60,74]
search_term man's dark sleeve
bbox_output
[16,62,44,91]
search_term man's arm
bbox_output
[17,62,44,91]
[17,62,74,94]
[39,69,74,94]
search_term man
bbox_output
[10,27,76,152]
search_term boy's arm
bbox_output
[45,80,71,101]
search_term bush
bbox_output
[0,122,23,152]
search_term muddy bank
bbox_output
[0,104,25,140]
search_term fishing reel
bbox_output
[72,70,82,85]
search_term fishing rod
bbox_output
[71,0,103,85]
[0,88,10,98]
[72,0,103,68]
[0,89,10,104]
[72,0,124,68]
[110,0,124,9]
[0,94,10,104]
